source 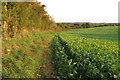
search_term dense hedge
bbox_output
[2,2,57,38]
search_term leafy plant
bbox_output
[50,33,119,79]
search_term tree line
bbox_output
[57,22,118,31]
[2,2,57,39]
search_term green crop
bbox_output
[50,26,119,79]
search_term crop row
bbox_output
[50,35,119,80]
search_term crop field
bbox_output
[50,26,119,79]
[2,1,119,79]
[2,26,119,79]
[62,26,118,41]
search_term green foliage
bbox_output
[57,22,118,30]
[50,35,77,79]
[2,2,57,38]
[2,50,37,78]
[63,26,118,41]
[50,26,119,79]
[2,31,55,78]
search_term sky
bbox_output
[38,0,119,23]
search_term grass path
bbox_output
[36,36,55,78]
[2,31,56,78]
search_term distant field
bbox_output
[50,26,119,79]
[62,26,118,41]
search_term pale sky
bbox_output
[38,0,119,23]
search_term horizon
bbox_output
[55,22,118,23]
